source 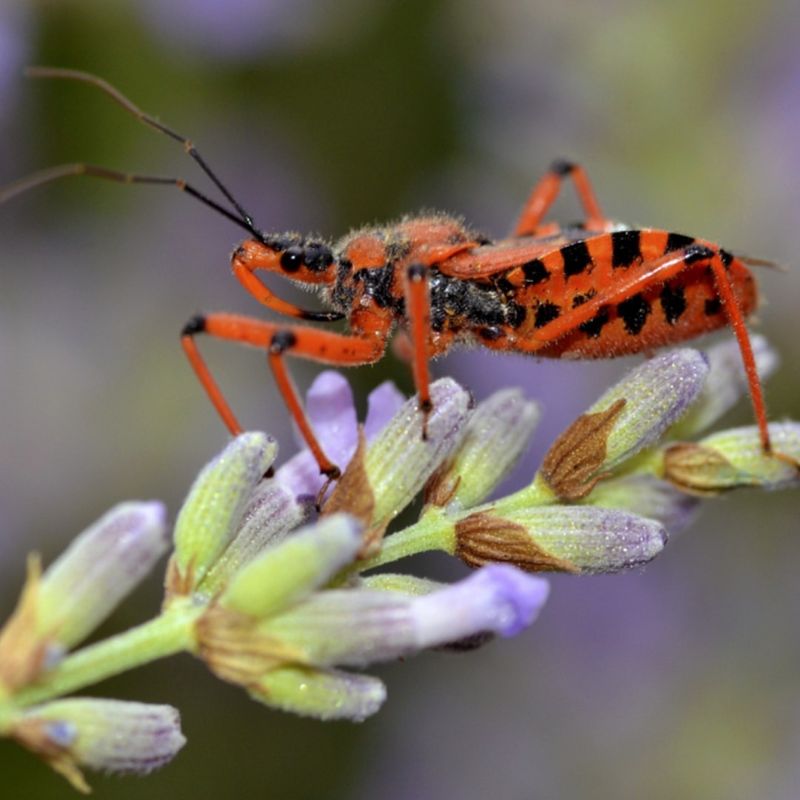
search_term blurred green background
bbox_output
[1,0,799,797]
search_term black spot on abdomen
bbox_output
[659,283,687,325]
[611,230,641,268]
[664,232,696,253]
[580,307,611,338]
[704,297,722,316]
[617,293,651,335]
[534,301,561,328]
[522,259,550,285]
[561,241,592,278]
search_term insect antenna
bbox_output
[0,163,257,236]
[737,254,787,273]
[2,67,268,242]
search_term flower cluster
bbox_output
[0,336,797,792]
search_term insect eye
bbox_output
[280,247,304,272]
[304,243,334,272]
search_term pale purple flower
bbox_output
[15,699,185,788]
[258,564,549,667]
[37,502,169,649]
[276,371,404,498]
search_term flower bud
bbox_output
[12,698,185,792]
[220,513,363,619]
[0,503,167,694]
[260,564,548,666]
[276,373,405,499]
[587,474,700,535]
[199,479,305,596]
[664,422,800,494]
[365,378,471,530]
[362,573,444,596]
[38,502,168,649]
[425,388,540,511]
[251,666,386,722]
[540,349,708,500]
[454,506,666,574]
[670,335,779,439]
[169,433,276,596]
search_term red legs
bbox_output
[181,313,388,479]
[398,244,473,437]
[522,244,777,455]
[404,264,433,438]
[514,159,608,236]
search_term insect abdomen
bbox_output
[502,230,759,358]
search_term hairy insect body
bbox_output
[320,218,758,363]
[0,69,776,476]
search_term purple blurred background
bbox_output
[1,2,799,797]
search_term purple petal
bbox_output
[303,371,359,467]
[412,565,550,640]
[364,381,407,440]
[277,371,359,498]
[263,565,549,666]
[275,450,323,499]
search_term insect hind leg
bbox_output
[513,159,608,237]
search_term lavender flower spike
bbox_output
[12,698,185,792]
[36,502,169,650]
[260,565,549,667]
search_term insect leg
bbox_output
[513,159,607,236]
[403,263,433,437]
[181,313,388,478]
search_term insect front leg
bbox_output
[403,263,435,438]
[514,159,607,236]
[181,313,388,479]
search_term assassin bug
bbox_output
[0,69,784,481]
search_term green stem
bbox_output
[354,481,556,575]
[357,509,456,572]
[6,602,200,713]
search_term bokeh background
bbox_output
[1,1,800,797]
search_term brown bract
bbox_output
[455,511,579,573]
[196,604,302,688]
[321,429,382,558]
[0,556,51,694]
[11,718,90,794]
[163,556,196,603]
[541,398,626,501]
[663,442,738,495]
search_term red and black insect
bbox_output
[0,69,778,480]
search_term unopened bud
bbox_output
[425,388,540,510]
[664,422,800,494]
[454,506,666,574]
